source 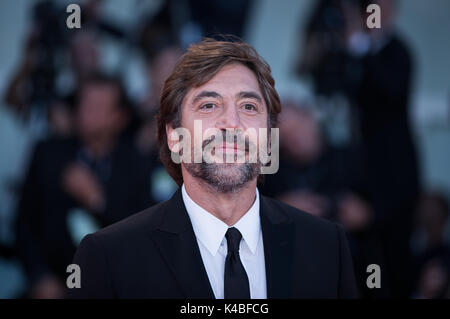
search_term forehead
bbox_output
[183,63,263,102]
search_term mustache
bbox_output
[202,130,253,151]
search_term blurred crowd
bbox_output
[0,0,449,299]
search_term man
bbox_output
[70,39,357,298]
[15,73,152,298]
[299,0,419,298]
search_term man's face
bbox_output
[168,63,269,192]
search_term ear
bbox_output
[166,123,176,152]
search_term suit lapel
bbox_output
[260,196,295,298]
[148,189,297,299]
[149,188,215,298]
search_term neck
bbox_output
[182,169,257,226]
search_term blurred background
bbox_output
[0,0,449,299]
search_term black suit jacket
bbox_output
[69,188,358,298]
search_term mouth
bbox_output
[202,137,249,155]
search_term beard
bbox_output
[183,130,261,193]
[184,161,260,193]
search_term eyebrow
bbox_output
[192,90,263,104]
[236,91,263,103]
[192,91,222,104]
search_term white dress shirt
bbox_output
[181,184,267,299]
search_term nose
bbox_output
[216,103,241,130]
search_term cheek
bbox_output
[245,107,268,124]
[242,114,268,134]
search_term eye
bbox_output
[199,103,216,111]
[242,103,257,112]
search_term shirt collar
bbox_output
[181,184,261,256]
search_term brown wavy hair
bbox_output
[156,37,281,186]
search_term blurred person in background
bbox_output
[297,0,420,297]
[134,8,183,203]
[412,191,450,298]
[14,73,152,298]
[3,0,124,137]
[261,100,368,222]
[44,28,102,138]
[3,0,69,119]
[136,6,183,155]
[260,100,389,297]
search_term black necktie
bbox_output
[224,227,250,299]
